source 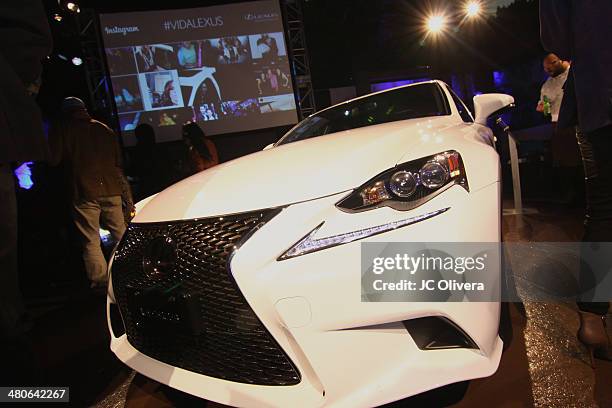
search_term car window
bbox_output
[446,86,474,123]
[277,82,451,146]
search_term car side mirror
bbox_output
[263,143,274,151]
[473,93,515,126]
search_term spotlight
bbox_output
[53,13,63,22]
[426,14,447,34]
[59,0,80,14]
[72,57,83,66]
[465,1,482,18]
[67,3,80,13]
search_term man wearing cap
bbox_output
[49,98,127,287]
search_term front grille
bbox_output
[111,209,301,386]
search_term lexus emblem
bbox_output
[143,236,176,276]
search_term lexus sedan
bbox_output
[107,80,513,407]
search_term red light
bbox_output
[446,153,461,177]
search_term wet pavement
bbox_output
[7,203,611,408]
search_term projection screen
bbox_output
[100,0,298,145]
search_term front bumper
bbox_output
[108,182,502,407]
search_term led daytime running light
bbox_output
[278,207,449,260]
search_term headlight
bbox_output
[419,161,449,189]
[336,151,468,213]
[389,171,418,197]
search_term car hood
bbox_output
[135,117,461,222]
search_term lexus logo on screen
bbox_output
[243,12,280,22]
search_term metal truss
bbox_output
[282,0,316,119]
[75,9,118,131]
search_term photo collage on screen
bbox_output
[107,31,296,142]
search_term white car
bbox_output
[107,80,513,407]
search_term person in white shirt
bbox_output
[537,53,582,204]
[537,53,570,122]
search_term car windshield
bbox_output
[277,82,450,146]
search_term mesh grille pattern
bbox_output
[111,210,301,386]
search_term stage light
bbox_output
[465,1,482,18]
[67,2,80,13]
[58,0,80,14]
[426,14,447,34]
[53,13,63,22]
[72,57,83,66]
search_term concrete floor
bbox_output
[9,203,611,408]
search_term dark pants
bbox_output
[0,163,23,338]
[0,167,43,385]
[72,196,126,283]
[576,126,612,315]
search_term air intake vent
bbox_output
[403,316,478,350]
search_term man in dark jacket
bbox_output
[49,98,127,287]
[0,1,52,339]
[540,0,612,363]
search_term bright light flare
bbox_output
[66,2,80,13]
[72,57,83,66]
[426,14,447,34]
[465,1,482,18]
